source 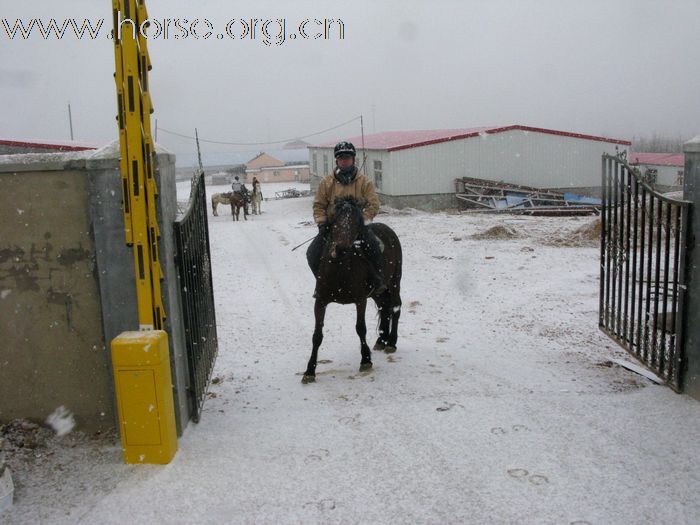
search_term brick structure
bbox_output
[244,152,310,183]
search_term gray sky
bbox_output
[2,0,699,165]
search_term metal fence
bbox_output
[174,171,219,422]
[600,153,691,389]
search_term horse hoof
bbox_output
[384,346,397,354]
[302,375,316,384]
[359,362,373,372]
[372,342,386,351]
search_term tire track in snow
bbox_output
[236,221,306,327]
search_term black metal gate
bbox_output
[600,153,691,389]
[174,171,218,422]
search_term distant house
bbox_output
[629,152,684,190]
[309,125,630,209]
[283,139,311,150]
[0,138,97,155]
[244,152,310,183]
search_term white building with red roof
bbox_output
[629,152,684,189]
[309,125,630,209]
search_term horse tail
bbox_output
[369,222,402,307]
[388,231,402,307]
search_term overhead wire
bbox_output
[157,116,362,147]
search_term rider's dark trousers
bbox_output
[306,226,383,280]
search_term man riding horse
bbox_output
[306,141,386,297]
[231,175,250,213]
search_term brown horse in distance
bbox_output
[211,192,248,221]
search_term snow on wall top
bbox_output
[0,149,96,167]
[312,125,631,152]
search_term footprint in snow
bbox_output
[304,448,330,464]
[303,499,336,511]
[491,424,530,435]
[507,468,550,486]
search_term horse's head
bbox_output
[328,197,364,258]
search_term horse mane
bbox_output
[332,196,366,225]
[333,196,362,208]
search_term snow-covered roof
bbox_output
[629,152,684,168]
[0,138,98,152]
[312,125,631,151]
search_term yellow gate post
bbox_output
[111,0,176,463]
[111,331,177,464]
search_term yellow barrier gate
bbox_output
[111,0,176,464]
[112,0,164,330]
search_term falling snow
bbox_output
[3,181,700,525]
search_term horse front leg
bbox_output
[356,299,372,371]
[212,202,218,216]
[303,299,327,383]
[386,303,401,353]
[373,302,391,351]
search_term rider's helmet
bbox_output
[334,141,356,158]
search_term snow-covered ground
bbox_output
[3,180,700,524]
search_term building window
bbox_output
[273,170,280,177]
[312,153,318,175]
[323,154,329,175]
[374,160,383,190]
[677,170,684,186]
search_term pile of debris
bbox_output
[274,188,312,199]
[0,421,47,511]
[545,218,602,247]
[455,177,601,216]
[470,224,521,240]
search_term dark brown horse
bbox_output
[229,192,249,221]
[303,197,402,383]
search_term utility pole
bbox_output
[195,128,203,173]
[67,103,74,140]
[371,104,376,133]
[360,114,367,174]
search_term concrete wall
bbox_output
[0,145,57,154]
[379,192,457,211]
[0,144,191,433]
[0,153,113,431]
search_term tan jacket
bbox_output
[313,171,380,224]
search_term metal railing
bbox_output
[600,153,691,389]
[174,171,219,422]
